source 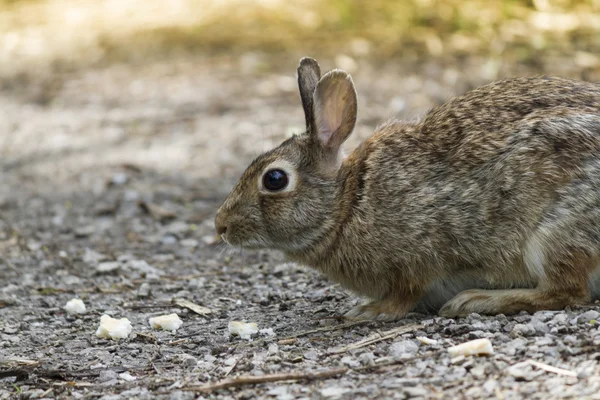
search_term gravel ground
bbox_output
[1,54,600,399]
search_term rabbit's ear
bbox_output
[297,57,321,130]
[312,70,358,154]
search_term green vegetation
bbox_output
[0,0,599,71]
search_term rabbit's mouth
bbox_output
[219,233,229,245]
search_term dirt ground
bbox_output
[1,54,600,399]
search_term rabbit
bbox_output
[215,57,600,320]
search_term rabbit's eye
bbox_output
[263,169,289,191]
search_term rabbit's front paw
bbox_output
[344,299,410,321]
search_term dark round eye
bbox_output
[263,169,289,191]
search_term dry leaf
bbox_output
[138,201,176,221]
[174,298,213,315]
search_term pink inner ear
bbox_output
[317,123,335,146]
[316,89,346,147]
[313,70,357,152]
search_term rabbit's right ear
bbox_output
[311,70,358,156]
[297,57,321,130]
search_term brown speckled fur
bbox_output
[215,58,600,320]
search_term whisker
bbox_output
[214,241,228,255]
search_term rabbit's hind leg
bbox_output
[439,251,595,317]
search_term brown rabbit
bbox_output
[215,57,600,320]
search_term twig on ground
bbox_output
[123,303,174,310]
[182,367,349,393]
[328,324,421,354]
[354,350,445,373]
[52,382,94,387]
[286,320,370,339]
[135,332,159,344]
[277,338,297,345]
[0,367,130,382]
[0,369,29,380]
[160,272,223,281]
[521,360,577,377]
[151,362,162,375]
[182,350,444,393]
[166,338,188,346]
[0,359,42,380]
[38,368,126,380]
[223,356,243,378]
[0,358,40,367]
[36,284,132,295]
[35,287,75,295]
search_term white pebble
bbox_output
[448,338,494,357]
[149,313,183,332]
[320,386,350,398]
[95,315,132,340]
[417,336,438,345]
[64,299,86,314]
[111,173,128,185]
[228,321,258,340]
[96,261,120,273]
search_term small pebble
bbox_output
[137,282,152,298]
[512,323,536,337]
[98,370,118,383]
[96,261,120,273]
[304,350,319,361]
[389,340,419,358]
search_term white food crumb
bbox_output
[447,338,494,357]
[228,321,258,340]
[148,313,183,332]
[259,328,276,337]
[417,336,438,345]
[95,315,133,340]
[64,298,86,314]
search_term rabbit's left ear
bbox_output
[297,57,321,131]
[312,70,358,155]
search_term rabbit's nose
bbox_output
[216,224,227,236]
[215,212,227,236]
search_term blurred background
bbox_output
[1,0,600,207]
